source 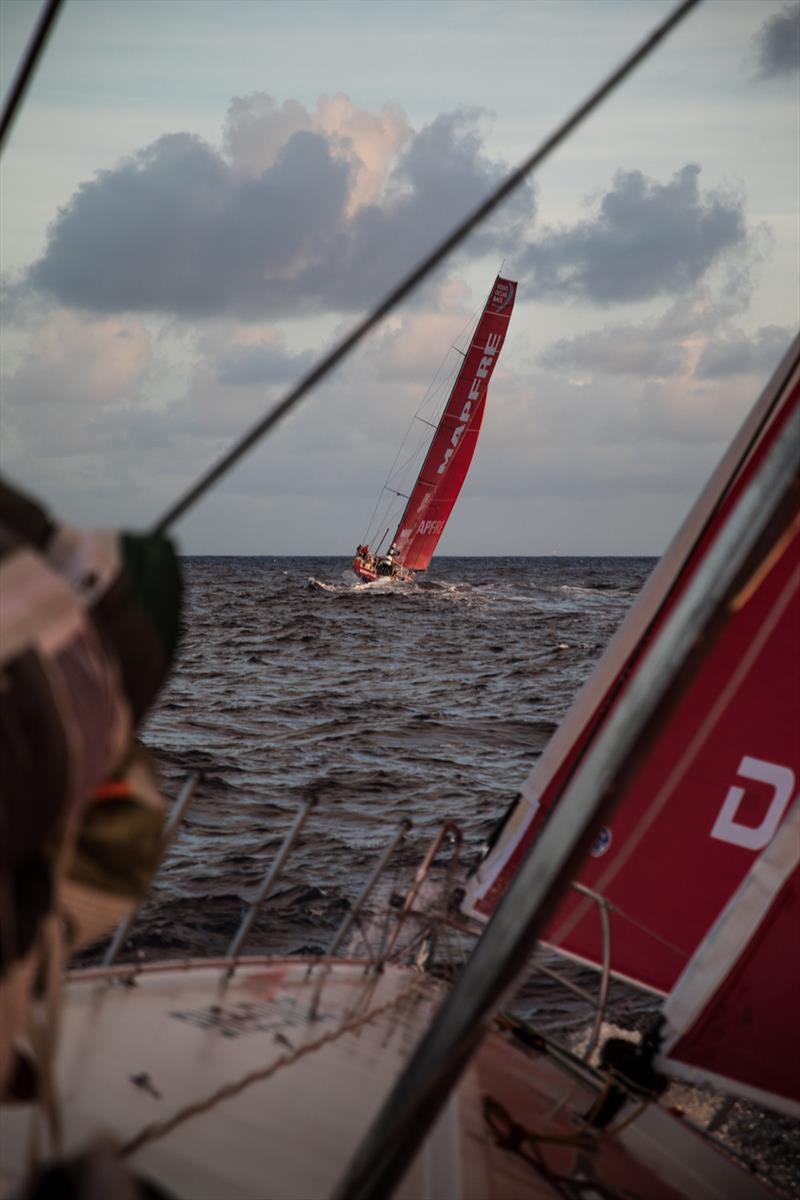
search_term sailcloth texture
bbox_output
[393,277,516,570]
[660,798,800,1116]
[463,337,800,995]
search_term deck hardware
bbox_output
[326,819,412,959]
[571,884,613,1063]
[379,822,463,968]
[225,793,317,967]
[103,771,200,967]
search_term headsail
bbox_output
[464,335,800,997]
[392,276,516,571]
[660,798,800,1116]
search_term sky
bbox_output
[1,0,798,556]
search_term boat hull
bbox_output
[351,557,413,583]
[352,557,379,582]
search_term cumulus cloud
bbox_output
[753,4,800,77]
[25,97,534,320]
[28,129,352,318]
[539,288,793,389]
[4,311,151,430]
[694,325,794,377]
[540,315,689,379]
[3,283,782,554]
[0,310,167,517]
[223,92,412,213]
[216,340,315,387]
[520,165,747,304]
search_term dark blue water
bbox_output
[89,555,799,1192]
[130,556,653,958]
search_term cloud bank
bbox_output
[19,89,759,331]
[753,4,800,77]
[26,95,534,320]
[520,165,747,304]
[3,83,787,555]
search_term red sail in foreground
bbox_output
[393,276,516,571]
[661,799,800,1116]
[464,337,800,998]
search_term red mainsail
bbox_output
[463,335,800,998]
[393,277,516,571]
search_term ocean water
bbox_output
[86,554,799,1194]
[132,555,653,960]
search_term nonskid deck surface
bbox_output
[0,958,774,1200]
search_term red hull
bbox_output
[352,558,379,582]
[352,556,413,583]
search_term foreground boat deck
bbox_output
[0,957,775,1199]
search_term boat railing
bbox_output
[225,791,318,966]
[96,789,666,1086]
[499,883,754,1144]
[95,782,654,1049]
[377,820,463,969]
[86,788,744,1142]
[97,782,471,980]
[325,818,413,962]
[101,770,201,967]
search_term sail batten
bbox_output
[391,276,516,572]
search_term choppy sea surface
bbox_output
[135,555,651,959]
[88,554,798,1195]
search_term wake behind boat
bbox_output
[353,276,516,583]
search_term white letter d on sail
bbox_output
[710,755,796,850]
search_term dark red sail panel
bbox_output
[393,277,516,571]
[543,522,799,993]
[463,339,800,996]
[661,801,800,1116]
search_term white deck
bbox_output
[0,958,776,1199]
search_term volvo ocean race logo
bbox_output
[490,279,515,313]
[590,826,612,857]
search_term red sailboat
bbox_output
[353,275,517,582]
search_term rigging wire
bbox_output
[375,295,506,553]
[0,0,64,153]
[152,0,702,536]
[360,305,481,545]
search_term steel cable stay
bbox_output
[149,0,702,535]
[1,0,703,544]
[0,0,64,152]
[360,307,479,548]
[1,0,723,1192]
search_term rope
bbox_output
[119,977,424,1159]
[483,1094,596,1166]
[152,0,702,535]
[483,1086,649,1187]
